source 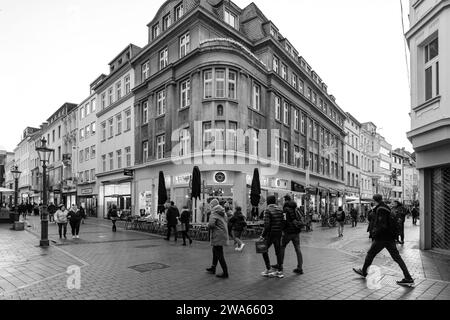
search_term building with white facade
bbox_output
[344,113,361,199]
[406,0,450,251]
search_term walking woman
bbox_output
[229,206,247,251]
[54,205,69,239]
[67,204,83,239]
[109,204,118,232]
[206,199,229,279]
[179,205,193,246]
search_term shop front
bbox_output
[100,180,132,219]
[78,186,97,217]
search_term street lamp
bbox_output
[10,165,22,224]
[36,137,54,247]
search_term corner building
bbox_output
[132,0,347,219]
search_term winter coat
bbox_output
[350,209,358,219]
[262,204,284,238]
[166,206,180,226]
[54,209,68,224]
[411,207,419,218]
[371,202,398,241]
[334,209,346,222]
[48,204,57,215]
[67,209,83,223]
[229,211,247,232]
[179,209,191,231]
[393,206,406,225]
[109,208,118,220]
[208,205,229,246]
[283,204,302,235]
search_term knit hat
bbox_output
[210,199,220,208]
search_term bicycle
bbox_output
[327,216,337,228]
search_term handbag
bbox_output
[255,239,268,254]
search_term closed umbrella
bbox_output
[157,171,168,216]
[191,166,201,223]
[250,168,261,220]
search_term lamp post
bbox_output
[36,137,54,247]
[10,165,22,224]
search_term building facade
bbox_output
[0,149,14,205]
[406,0,450,251]
[94,45,140,219]
[344,113,361,199]
[131,0,347,220]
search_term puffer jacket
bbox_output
[262,204,284,238]
[54,209,68,224]
[208,205,229,246]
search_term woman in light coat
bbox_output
[54,205,69,239]
[205,199,229,279]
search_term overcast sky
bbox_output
[0,0,412,152]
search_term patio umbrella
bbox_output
[191,166,201,223]
[157,171,168,215]
[250,168,261,220]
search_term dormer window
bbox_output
[118,58,122,65]
[224,9,237,29]
[175,3,184,21]
[152,23,161,39]
[163,13,172,31]
[270,26,277,38]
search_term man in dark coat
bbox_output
[350,207,358,227]
[165,201,180,242]
[411,206,419,225]
[280,201,304,274]
[48,202,57,223]
[392,201,406,244]
[353,194,414,286]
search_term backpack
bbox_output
[292,208,305,231]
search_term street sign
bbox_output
[124,169,134,177]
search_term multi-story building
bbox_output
[391,149,404,203]
[14,127,41,204]
[29,127,45,204]
[94,45,140,218]
[360,122,392,201]
[344,113,361,199]
[3,153,15,206]
[0,148,14,204]
[406,0,450,251]
[76,79,103,216]
[130,0,347,220]
[392,148,419,206]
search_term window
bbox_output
[142,141,148,162]
[125,147,131,167]
[273,56,279,73]
[180,79,191,108]
[58,126,61,139]
[85,147,90,162]
[52,130,55,142]
[152,23,160,39]
[180,32,190,58]
[157,90,166,116]
[312,92,317,105]
[292,74,297,89]
[301,113,306,134]
[79,128,84,141]
[294,146,300,167]
[270,26,277,37]
[125,76,131,95]
[228,122,237,151]
[57,146,61,161]
[116,150,122,169]
[179,129,190,157]
[91,122,96,135]
[142,61,149,81]
[309,152,314,171]
[91,98,96,113]
[157,135,165,159]
[215,121,225,151]
[85,171,89,182]
[307,87,312,100]
[108,118,113,138]
[283,102,289,125]
[85,125,90,137]
[101,122,106,141]
[91,145,96,159]
[125,109,131,131]
[142,102,149,124]
[282,141,289,164]
[79,150,84,164]
[90,169,95,181]
[116,81,122,100]
[252,84,260,111]
[299,80,304,94]
[108,87,113,105]
[80,108,85,119]
[116,114,122,135]
[228,71,236,99]
[101,93,106,109]
[274,138,280,162]
[163,13,171,30]
[281,64,288,80]
[275,96,281,121]
[224,9,237,29]
[294,109,299,131]
[215,69,225,98]
[204,70,213,98]
[109,152,114,171]
[102,155,106,172]
[159,48,168,70]
[203,122,213,150]
[313,122,318,141]
[175,3,184,21]
[300,148,306,169]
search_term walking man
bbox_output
[353,194,414,286]
[280,201,304,275]
[165,201,180,242]
[411,206,419,226]
[350,206,358,228]
[392,201,406,244]
[260,195,285,278]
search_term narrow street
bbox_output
[0,216,449,300]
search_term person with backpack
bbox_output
[229,206,247,251]
[165,201,180,242]
[280,201,304,275]
[67,204,84,239]
[179,205,193,246]
[108,204,118,232]
[334,207,346,237]
[353,194,414,286]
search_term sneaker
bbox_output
[293,268,304,275]
[206,267,216,274]
[72,236,75,239]
[353,268,367,278]
[261,270,272,277]
[238,243,245,251]
[271,271,284,278]
[397,278,414,286]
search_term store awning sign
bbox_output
[124,169,134,177]
[291,181,305,193]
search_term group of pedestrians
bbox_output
[164,201,193,246]
[53,204,86,239]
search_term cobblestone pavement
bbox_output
[0,216,449,300]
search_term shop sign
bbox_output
[81,188,93,195]
[270,178,288,189]
[124,169,134,177]
[214,172,226,184]
[174,174,191,185]
[291,181,305,193]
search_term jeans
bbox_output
[362,240,412,279]
[280,233,303,270]
[69,221,81,236]
[262,234,283,271]
[166,225,178,241]
[352,218,358,227]
[232,230,243,247]
[57,223,67,238]
[181,227,192,244]
[338,222,344,236]
[212,246,228,274]
[112,219,117,232]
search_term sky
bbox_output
[0,0,412,152]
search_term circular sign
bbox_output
[214,172,226,183]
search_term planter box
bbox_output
[14,221,25,231]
